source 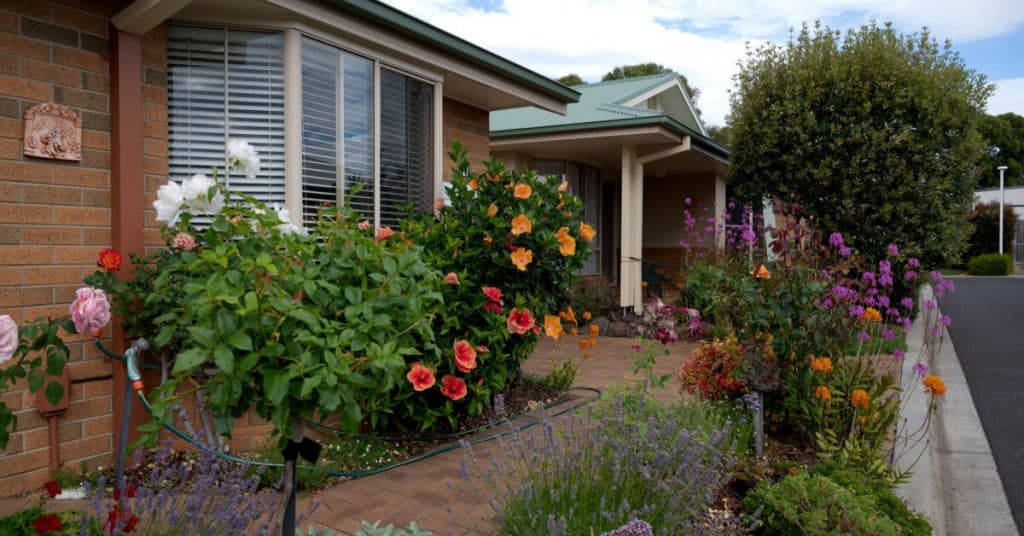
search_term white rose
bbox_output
[153,181,184,225]
[272,204,308,236]
[183,174,225,215]
[0,315,18,363]
[227,139,261,179]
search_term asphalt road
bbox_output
[942,277,1024,531]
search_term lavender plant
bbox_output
[460,397,740,535]
[81,440,290,535]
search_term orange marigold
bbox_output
[511,214,532,236]
[588,324,600,338]
[810,357,833,374]
[923,374,947,397]
[753,264,771,279]
[861,307,882,323]
[814,385,831,401]
[560,306,577,325]
[513,183,532,199]
[582,311,592,321]
[510,247,533,271]
[544,315,564,339]
[850,389,870,409]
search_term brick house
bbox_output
[0,0,577,497]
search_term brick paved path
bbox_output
[301,335,693,535]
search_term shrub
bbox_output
[567,277,618,319]
[967,253,1014,275]
[966,201,1018,260]
[728,22,993,267]
[354,521,432,536]
[744,469,930,536]
[678,336,747,400]
[462,397,739,535]
[0,507,97,535]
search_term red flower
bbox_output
[506,308,535,335]
[453,340,478,373]
[32,514,61,535]
[107,506,139,533]
[43,480,61,498]
[440,375,467,401]
[406,362,435,391]
[112,485,137,501]
[97,248,122,272]
[483,302,504,314]
[375,226,394,242]
[482,286,504,305]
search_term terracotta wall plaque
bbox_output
[23,103,82,161]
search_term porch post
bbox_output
[620,145,635,310]
[631,160,644,313]
[715,174,727,249]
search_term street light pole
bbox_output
[998,165,1008,255]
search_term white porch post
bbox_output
[620,145,636,310]
[714,174,727,249]
[631,159,644,313]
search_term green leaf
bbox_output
[263,370,290,405]
[44,381,65,406]
[228,331,253,351]
[187,326,217,348]
[172,348,208,373]
[213,346,234,374]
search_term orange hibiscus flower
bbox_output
[513,183,532,199]
[511,248,533,271]
[487,203,498,217]
[406,363,435,392]
[440,375,468,401]
[555,227,576,256]
[579,222,596,242]
[468,178,479,190]
[453,340,478,373]
[511,214,532,236]
[506,307,535,334]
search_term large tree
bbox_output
[602,63,702,118]
[978,112,1024,187]
[556,73,585,86]
[728,22,993,265]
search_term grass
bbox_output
[247,435,410,490]
[842,325,906,356]
[51,460,104,489]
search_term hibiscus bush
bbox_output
[398,142,596,427]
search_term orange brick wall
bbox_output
[442,98,489,174]
[0,0,139,498]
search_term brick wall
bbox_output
[442,98,489,174]
[0,0,136,498]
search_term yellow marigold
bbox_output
[510,247,533,271]
[579,222,596,242]
[544,314,564,339]
[850,389,870,409]
[514,183,532,199]
[810,357,833,374]
[582,311,592,321]
[556,227,576,256]
[487,203,498,217]
[814,385,831,401]
[468,178,479,190]
[561,306,577,325]
[861,307,882,323]
[923,374,947,397]
[511,214,532,236]
[588,324,600,338]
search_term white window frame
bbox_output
[171,21,445,229]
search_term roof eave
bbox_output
[321,0,580,105]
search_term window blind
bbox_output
[167,26,285,209]
[379,68,434,227]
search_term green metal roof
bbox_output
[491,73,728,159]
[320,0,579,105]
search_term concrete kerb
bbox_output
[895,284,1019,536]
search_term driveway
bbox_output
[942,277,1024,531]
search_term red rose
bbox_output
[97,248,122,272]
[43,480,61,498]
[32,514,61,535]
[506,308,535,335]
[453,340,477,373]
[439,375,467,401]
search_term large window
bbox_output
[532,159,602,275]
[167,26,437,229]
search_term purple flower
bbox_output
[864,296,877,307]
[887,243,899,257]
[829,232,845,248]
[879,274,894,287]
[914,362,928,376]
[905,271,917,281]
[879,260,892,275]
[901,297,914,309]
[923,299,936,310]
[893,348,905,360]
[907,257,920,268]
[878,296,890,308]
[862,271,876,283]
[839,246,852,257]
[741,226,756,244]
[940,314,952,327]
[887,308,900,317]
[882,327,894,341]
[858,331,871,342]
[900,317,912,329]
[684,197,692,205]
[821,297,834,309]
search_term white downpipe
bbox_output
[632,160,644,314]
[620,145,635,310]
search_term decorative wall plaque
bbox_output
[23,103,82,161]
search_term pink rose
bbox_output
[0,315,17,363]
[69,287,111,336]
[444,272,459,285]
[357,220,371,230]
[172,232,196,251]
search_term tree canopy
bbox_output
[978,112,1024,187]
[727,22,993,266]
[556,73,584,86]
[602,63,701,118]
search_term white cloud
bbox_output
[989,78,1024,116]
[386,0,1024,126]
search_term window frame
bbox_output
[168,21,445,229]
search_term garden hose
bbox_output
[109,337,602,479]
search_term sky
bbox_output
[385,0,1024,127]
